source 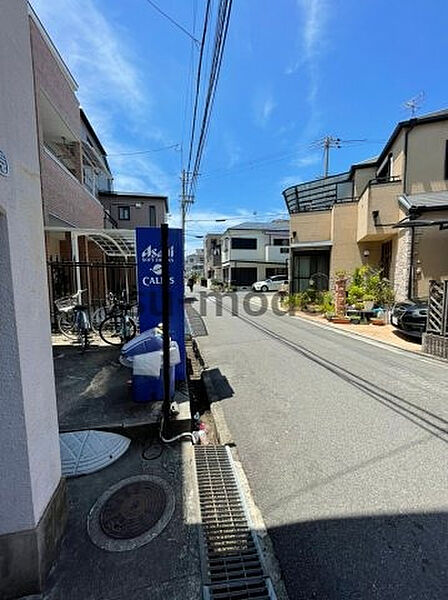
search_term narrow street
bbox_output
[195,292,448,600]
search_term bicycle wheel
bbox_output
[91,306,107,332]
[57,311,77,339]
[124,317,137,343]
[99,315,126,346]
[79,329,89,353]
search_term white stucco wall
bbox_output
[0,0,61,534]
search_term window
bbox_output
[292,251,330,293]
[273,238,288,246]
[231,237,257,250]
[149,205,156,226]
[280,247,289,253]
[380,240,392,279]
[266,268,287,279]
[118,206,130,220]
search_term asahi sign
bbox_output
[0,150,9,177]
[136,227,186,380]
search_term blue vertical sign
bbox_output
[136,227,186,380]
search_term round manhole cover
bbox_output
[87,475,175,551]
[99,480,166,539]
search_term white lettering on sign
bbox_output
[141,245,174,262]
[142,276,175,286]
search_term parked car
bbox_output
[391,299,428,338]
[252,275,288,292]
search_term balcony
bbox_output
[265,245,289,262]
[357,177,402,242]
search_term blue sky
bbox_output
[31,0,448,250]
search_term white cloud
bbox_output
[31,0,144,112]
[279,175,303,189]
[295,153,321,167]
[253,93,276,127]
[30,0,174,198]
[262,97,276,123]
[223,134,242,168]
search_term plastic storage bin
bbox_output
[121,330,180,404]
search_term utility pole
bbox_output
[322,136,341,178]
[180,170,194,263]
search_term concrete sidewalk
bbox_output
[22,433,201,600]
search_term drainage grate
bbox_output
[195,446,275,599]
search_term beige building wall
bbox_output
[414,210,448,297]
[390,129,406,179]
[406,121,448,193]
[290,211,331,243]
[357,180,401,241]
[352,165,376,198]
[329,203,360,279]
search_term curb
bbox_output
[201,369,235,447]
[288,311,448,364]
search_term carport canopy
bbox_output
[45,227,136,258]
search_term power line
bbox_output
[186,0,212,175]
[107,143,180,157]
[189,0,233,196]
[143,0,200,47]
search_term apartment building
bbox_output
[29,7,112,244]
[283,110,448,300]
[204,233,222,282]
[99,191,168,229]
[29,4,168,264]
[220,221,289,287]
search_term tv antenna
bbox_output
[311,136,367,178]
[402,91,425,118]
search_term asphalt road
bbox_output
[193,291,448,600]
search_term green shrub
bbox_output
[318,291,334,313]
[347,265,394,307]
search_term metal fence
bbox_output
[426,280,448,337]
[47,259,137,328]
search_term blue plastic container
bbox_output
[121,329,163,358]
[133,366,175,403]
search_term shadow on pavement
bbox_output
[203,367,234,404]
[391,329,422,345]
[268,511,448,600]
[53,344,162,432]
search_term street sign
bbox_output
[136,227,186,380]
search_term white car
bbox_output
[252,275,288,292]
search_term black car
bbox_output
[391,300,428,338]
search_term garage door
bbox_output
[232,267,257,286]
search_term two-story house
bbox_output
[220,221,289,287]
[283,109,448,300]
[99,191,168,229]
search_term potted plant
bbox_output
[363,294,375,311]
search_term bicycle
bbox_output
[98,296,137,347]
[55,290,91,352]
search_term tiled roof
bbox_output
[229,220,289,231]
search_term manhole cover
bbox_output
[99,480,166,539]
[87,475,175,551]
